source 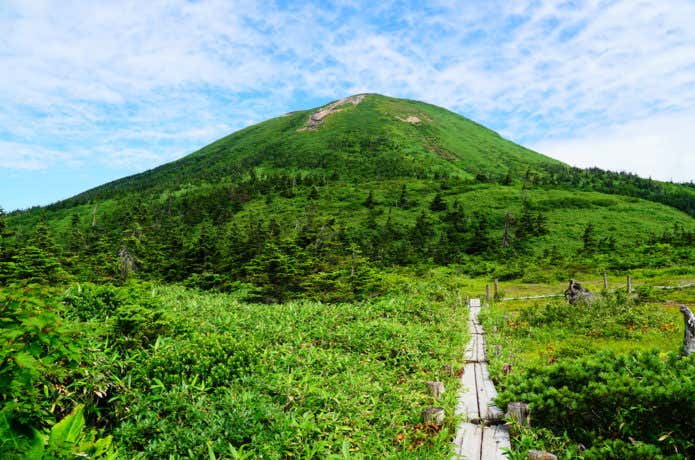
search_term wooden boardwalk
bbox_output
[453,302,510,459]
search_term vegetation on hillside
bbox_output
[1,275,467,458]
[1,94,693,458]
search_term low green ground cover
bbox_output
[480,287,695,459]
[1,273,468,459]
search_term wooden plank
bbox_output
[468,319,478,335]
[456,363,480,422]
[480,425,511,460]
[453,422,482,459]
[474,363,495,421]
[454,297,510,459]
[464,331,486,362]
[477,354,505,421]
[477,334,486,362]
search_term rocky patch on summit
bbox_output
[298,94,366,131]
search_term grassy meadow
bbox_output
[2,271,474,459]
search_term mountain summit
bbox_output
[58,93,561,205]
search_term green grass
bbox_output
[2,272,473,459]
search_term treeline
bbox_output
[4,166,695,302]
[1,181,552,302]
[536,165,695,217]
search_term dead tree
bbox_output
[118,247,135,280]
[564,279,593,304]
[680,305,695,356]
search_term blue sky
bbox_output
[1,0,694,211]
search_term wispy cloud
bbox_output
[0,0,694,209]
[532,109,695,183]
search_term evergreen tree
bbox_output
[429,193,447,212]
[397,185,409,209]
[410,211,435,256]
[534,211,549,236]
[582,223,598,253]
[364,190,375,208]
[468,213,495,254]
[502,212,515,247]
[0,206,18,282]
[246,240,310,303]
[444,201,466,232]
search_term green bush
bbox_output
[0,286,82,430]
[496,351,695,458]
[112,303,171,349]
[516,292,670,339]
[143,333,257,387]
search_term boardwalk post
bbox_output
[442,365,455,376]
[506,402,530,426]
[422,407,445,424]
[426,381,445,399]
[603,272,608,290]
[485,284,490,302]
[493,278,499,298]
[627,275,632,293]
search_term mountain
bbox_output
[44,93,561,207]
[3,94,694,297]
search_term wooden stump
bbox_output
[603,272,608,290]
[506,402,530,426]
[422,407,445,424]
[681,305,695,356]
[502,362,512,375]
[442,365,455,376]
[627,275,633,293]
[426,381,445,399]
[528,450,557,460]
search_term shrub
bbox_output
[496,351,695,458]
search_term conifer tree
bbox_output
[364,190,375,208]
[582,223,598,253]
[0,206,18,282]
[397,185,409,209]
[429,193,447,212]
[410,210,435,256]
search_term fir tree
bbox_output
[364,190,375,208]
[397,185,409,209]
[582,223,598,253]
[410,211,435,256]
[429,193,447,212]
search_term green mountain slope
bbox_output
[50,94,561,206]
[3,93,694,295]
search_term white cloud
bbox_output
[532,111,695,183]
[0,0,694,185]
[0,141,83,170]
